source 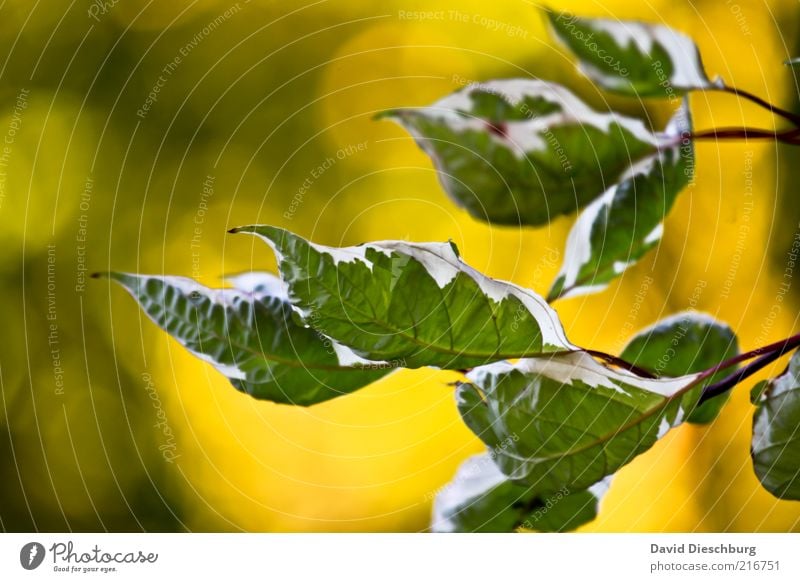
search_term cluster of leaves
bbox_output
[102,9,800,532]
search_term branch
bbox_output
[686,126,800,145]
[682,82,800,145]
[698,332,800,404]
[718,84,800,127]
[585,349,657,378]
[695,331,800,382]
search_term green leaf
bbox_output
[548,100,693,300]
[432,453,610,532]
[785,58,800,67]
[233,226,574,369]
[102,271,391,406]
[547,11,717,96]
[621,311,739,424]
[381,79,660,226]
[751,350,800,500]
[457,351,700,494]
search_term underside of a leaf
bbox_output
[432,452,611,532]
[621,311,738,423]
[751,350,800,500]
[102,272,391,406]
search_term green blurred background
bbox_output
[1,0,800,532]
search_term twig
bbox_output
[698,338,799,404]
[718,84,800,127]
[585,349,658,378]
[695,331,800,384]
[686,126,800,145]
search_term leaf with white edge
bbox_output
[233,226,575,369]
[381,79,660,226]
[457,351,701,493]
[750,349,800,500]
[547,11,718,96]
[101,272,391,406]
[431,452,611,532]
[621,311,739,424]
[548,100,693,301]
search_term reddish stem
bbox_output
[586,349,657,378]
[695,331,800,383]
[718,84,800,127]
[699,346,795,404]
[687,126,800,145]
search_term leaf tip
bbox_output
[228,225,295,263]
[228,225,273,236]
[94,271,141,292]
[543,8,571,27]
[373,109,397,121]
[446,240,461,259]
[91,271,126,283]
[375,108,417,126]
